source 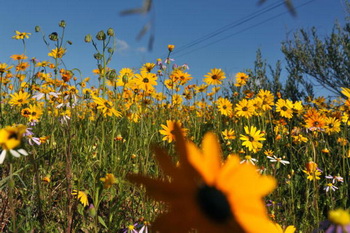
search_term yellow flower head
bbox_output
[328,209,350,226]
[72,190,89,207]
[129,124,278,233]
[203,68,226,85]
[240,126,266,153]
[274,223,296,233]
[48,47,66,59]
[0,125,26,151]
[234,72,249,87]
[159,120,187,143]
[168,44,175,52]
[12,31,31,40]
[100,173,117,189]
[9,91,31,107]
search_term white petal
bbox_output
[0,150,7,164]
[17,149,29,156]
[10,149,21,158]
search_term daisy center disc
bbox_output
[196,185,232,223]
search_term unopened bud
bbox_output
[88,204,96,217]
[49,32,58,41]
[59,20,66,28]
[84,34,92,43]
[96,30,106,41]
[107,47,114,54]
[107,28,115,37]
[35,26,41,33]
[94,53,103,60]
[107,70,117,80]
[67,40,72,45]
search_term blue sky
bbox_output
[0,0,347,95]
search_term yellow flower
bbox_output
[292,134,308,144]
[217,98,233,116]
[303,161,321,181]
[222,129,236,140]
[203,68,226,85]
[100,173,117,189]
[92,96,122,117]
[128,124,278,233]
[240,126,266,153]
[235,99,255,118]
[324,117,341,135]
[328,209,350,226]
[276,99,294,119]
[159,120,187,143]
[168,44,175,52]
[140,63,155,73]
[134,72,157,91]
[0,124,28,164]
[274,223,296,233]
[72,190,89,207]
[8,91,31,107]
[12,31,31,40]
[42,176,51,183]
[0,63,13,74]
[27,104,43,122]
[341,87,350,99]
[0,125,26,151]
[48,47,66,59]
[256,89,274,111]
[234,72,249,87]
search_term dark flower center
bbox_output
[212,75,218,80]
[281,106,288,111]
[196,185,232,223]
[143,78,149,83]
[242,107,248,111]
[8,131,18,140]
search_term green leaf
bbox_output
[98,216,107,228]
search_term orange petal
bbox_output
[201,132,222,185]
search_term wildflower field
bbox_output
[1,22,350,233]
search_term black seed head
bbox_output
[196,185,232,223]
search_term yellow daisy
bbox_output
[203,68,226,85]
[240,126,266,153]
[129,124,277,233]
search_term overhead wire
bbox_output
[169,0,285,56]
[173,0,316,59]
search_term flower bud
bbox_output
[35,26,41,33]
[168,44,175,52]
[107,28,115,36]
[96,30,106,41]
[59,20,66,28]
[94,53,103,60]
[122,74,129,84]
[84,34,92,43]
[107,47,114,54]
[67,40,72,45]
[88,204,96,217]
[106,69,117,80]
[49,32,58,41]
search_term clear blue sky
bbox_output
[0,0,347,95]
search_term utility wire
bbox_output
[169,0,285,56]
[173,0,315,58]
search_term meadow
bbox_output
[0,22,350,233]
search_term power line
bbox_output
[173,0,315,58]
[169,0,285,56]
